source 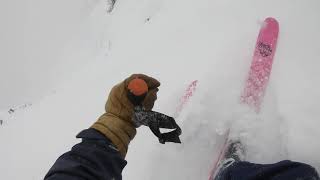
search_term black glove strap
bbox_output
[133,106,182,144]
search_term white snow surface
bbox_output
[1,0,320,179]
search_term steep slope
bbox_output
[0,0,320,179]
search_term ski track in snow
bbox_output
[1,0,320,179]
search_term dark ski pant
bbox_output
[217,160,320,180]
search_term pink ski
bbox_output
[209,17,279,180]
[174,80,198,118]
[241,17,279,112]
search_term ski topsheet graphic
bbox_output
[209,17,279,180]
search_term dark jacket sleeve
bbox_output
[44,128,127,180]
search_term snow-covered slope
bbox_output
[1,0,320,179]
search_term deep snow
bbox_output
[1,0,320,179]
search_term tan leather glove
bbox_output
[91,74,160,157]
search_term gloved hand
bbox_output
[91,74,160,157]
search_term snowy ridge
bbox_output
[1,0,320,179]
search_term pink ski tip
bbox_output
[265,17,279,23]
[264,17,279,30]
